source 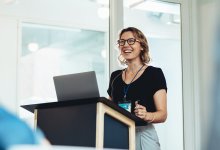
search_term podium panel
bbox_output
[104,114,129,149]
[37,103,97,147]
[22,97,146,150]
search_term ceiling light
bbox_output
[28,42,39,52]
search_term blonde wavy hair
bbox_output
[117,27,151,65]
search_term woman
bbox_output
[107,27,167,150]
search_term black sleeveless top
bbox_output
[107,66,167,114]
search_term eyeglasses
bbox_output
[117,38,140,46]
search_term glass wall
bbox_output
[19,23,108,103]
[18,0,109,120]
[122,1,183,150]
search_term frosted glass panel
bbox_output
[19,23,108,105]
[123,1,183,150]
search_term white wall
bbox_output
[0,0,107,31]
[197,1,218,149]
[0,17,18,113]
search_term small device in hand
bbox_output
[118,97,131,112]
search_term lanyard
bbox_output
[123,64,145,101]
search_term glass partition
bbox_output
[18,0,109,122]
[123,1,182,150]
[19,23,108,104]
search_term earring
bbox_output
[118,54,127,64]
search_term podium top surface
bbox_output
[21,97,147,126]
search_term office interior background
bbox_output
[0,0,219,150]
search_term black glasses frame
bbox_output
[117,38,140,46]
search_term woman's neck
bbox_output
[126,62,144,74]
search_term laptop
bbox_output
[53,71,100,101]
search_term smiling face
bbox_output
[119,31,143,63]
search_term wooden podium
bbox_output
[21,97,145,150]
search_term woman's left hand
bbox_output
[134,102,147,119]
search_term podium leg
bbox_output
[96,102,135,150]
[96,102,104,148]
[34,109,38,130]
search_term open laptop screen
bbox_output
[53,71,100,101]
